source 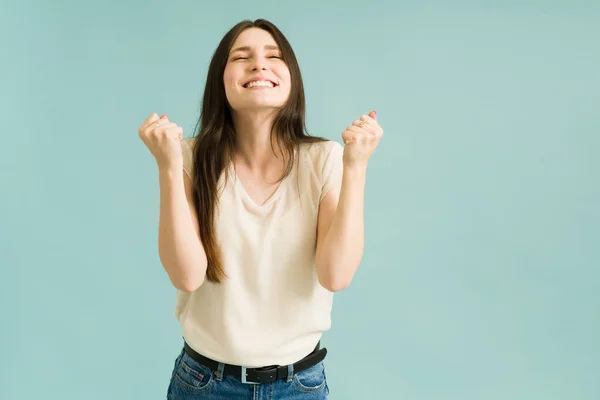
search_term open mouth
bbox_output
[243,80,278,89]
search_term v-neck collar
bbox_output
[228,146,298,210]
[229,163,290,209]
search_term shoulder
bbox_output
[181,137,196,152]
[181,137,197,178]
[297,140,344,201]
[299,139,342,154]
[298,140,343,167]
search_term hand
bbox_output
[138,113,184,170]
[342,110,383,169]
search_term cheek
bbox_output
[223,68,239,90]
[278,68,292,92]
[222,73,238,105]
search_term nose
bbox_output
[251,56,268,72]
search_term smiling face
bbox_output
[223,27,291,112]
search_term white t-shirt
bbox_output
[175,137,344,367]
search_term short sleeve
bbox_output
[320,140,344,202]
[181,138,195,179]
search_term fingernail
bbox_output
[160,114,168,119]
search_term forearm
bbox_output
[158,167,207,291]
[317,165,366,291]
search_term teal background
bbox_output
[1,0,599,399]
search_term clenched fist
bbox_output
[138,113,184,169]
[342,110,383,169]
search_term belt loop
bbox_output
[214,362,225,381]
[286,364,294,383]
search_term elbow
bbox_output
[164,262,206,293]
[316,252,361,292]
[322,279,351,292]
[173,276,204,292]
[317,266,353,292]
[159,253,207,293]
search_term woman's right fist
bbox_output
[138,113,184,169]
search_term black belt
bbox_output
[183,341,327,384]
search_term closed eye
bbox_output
[232,56,281,61]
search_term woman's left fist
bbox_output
[342,110,383,168]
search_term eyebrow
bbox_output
[229,45,280,55]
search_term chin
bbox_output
[235,100,287,111]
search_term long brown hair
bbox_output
[190,19,326,283]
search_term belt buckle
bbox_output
[241,365,278,385]
[241,366,260,385]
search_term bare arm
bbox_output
[315,165,366,292]
[158,167,208,292]
[315,111,383,292]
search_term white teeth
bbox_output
[245,80,275,88]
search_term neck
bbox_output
[232,109,283,171]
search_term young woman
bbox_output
[138,18,383,399]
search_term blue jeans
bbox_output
[167,347,330,399]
